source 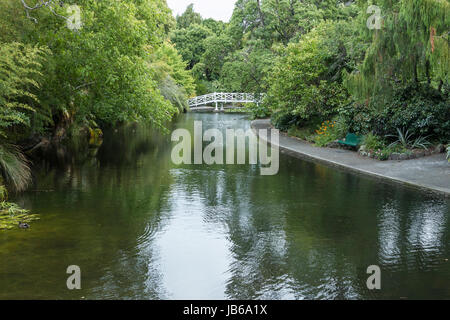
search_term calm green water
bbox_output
[1,113,449,299]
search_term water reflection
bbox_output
[1,113,449,300]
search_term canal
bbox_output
[1,113,449,299]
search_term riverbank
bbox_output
[251,119,450,197]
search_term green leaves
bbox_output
[265,21,354,125]
[0,201,40,230]
[221,44,274,94]
[0,0,190,133]
[0,144,31,192]
[176,3,202,29]
[387,128,431,150]
[347,0,449,102]
[152,42,196,97]
[170,24,213,69]
[0,42,49,137]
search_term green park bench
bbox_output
[337,133,362,147]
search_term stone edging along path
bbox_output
[251,119,450,197]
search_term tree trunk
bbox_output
[256,0,265,27]
[414,59,419,84]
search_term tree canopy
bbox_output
[170,0,449,144]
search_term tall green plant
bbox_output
[265,20,356,125]
[0,145,31,192]
[0,42,49,137]
[346,0,449,102]
[387,128,431,150]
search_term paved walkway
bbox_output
[251,119,450,197]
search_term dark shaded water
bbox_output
[1,113,449,299]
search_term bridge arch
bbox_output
[188,92,264,111]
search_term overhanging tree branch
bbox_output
[21,0,68,23]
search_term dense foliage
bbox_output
[0,0,195,197]
[266,20,359,127]
[343,0,450,143]
[170,0,448,158]
[1,0,449,199]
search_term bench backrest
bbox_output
[345,133,360,144]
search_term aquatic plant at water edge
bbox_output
[0,201,39,230]
[0,144,31,192]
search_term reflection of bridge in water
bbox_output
[188,92,264,112]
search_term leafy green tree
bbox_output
[347,0,449,101]
[226,0,272,48]
[153,42,196,97]
[202,18,227,36]
[170,24,213,69]
[199,34,234,81]
[340,0,450,139]
[176,3,202,29]
[0,0,186,132]
[265,21,358,125]
[226,0,355,48]
[151,42,196,111]
[263,0,302,45]
[221,41,274,93]
[17,0,179,130]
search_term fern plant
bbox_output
[0,42,46,193]
[0,42,49,138]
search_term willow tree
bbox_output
[347,0,449,102]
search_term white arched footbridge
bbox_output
[188,92,264,112]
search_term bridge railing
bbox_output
[188,92,265,107]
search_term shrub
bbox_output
[387,128,431,150]
[373,149,391,161]
[265,21,354,127]
[332,114,350,139]
[0,144,31,192]
[246,102,270,119]
[373,85,449,140]
[313,120,339,147]
[287,125,316,142]
[336,102,373,135]
[362,133,385,151]
[271,111,303,132]
[340,85,450,141]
